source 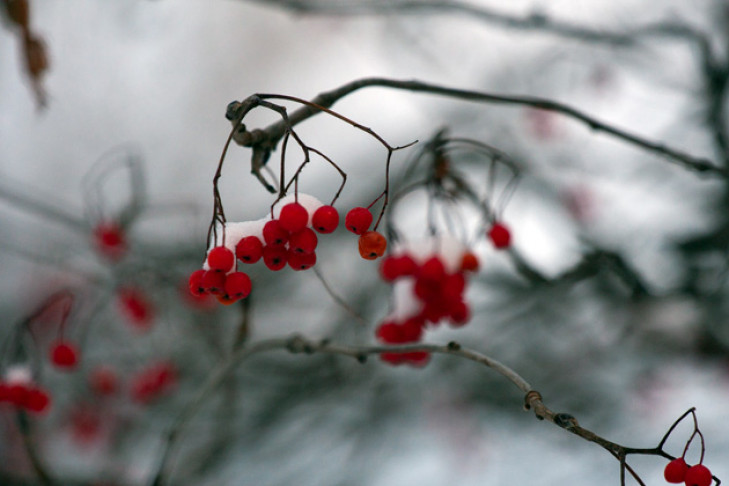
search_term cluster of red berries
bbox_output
[190,194,389,306]
[0,368,51,414]
[375,241,479,366]
[665,458,713,486]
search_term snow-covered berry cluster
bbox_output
[375,237,479,366]
[0,366,51,414]
[189,194,348,305]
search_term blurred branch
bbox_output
[0,178,87,231]
[243,0,700,46]
[15,411,55,486]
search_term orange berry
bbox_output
[358,231,387,260]
[460,251,479,272]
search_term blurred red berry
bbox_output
[488,222,511,249]
[131,362,177,404]
[93,222,127,261]
[345,207,372,235]
[236,236,264,263]
[188,269,206,296]
[279,202,309,233]
[23,386,51,414]
[312,205,339,233]
[118,288,154,329]
[419,256,446,283]
[380,254,418,281]
[448,300,471,326]
[50,341,79,369]
[459,252,479,272]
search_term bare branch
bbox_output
[231,78,726,178]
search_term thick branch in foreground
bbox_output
[149,334,716,486]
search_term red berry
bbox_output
[312,205,339,233]
[289,227,318,254]
[459,252,479,272]
[236,236,264,263]
[224,272,252,299]
[23,386,51,414]
[376,319,423,344]
[262,246,288,271]
[345,207,373,235]
[279,202,309,233]
[118,288,154,329]
[188,269,206,296]
[414,277,441,301]
[93,222,127,260]
[201,270,226,295]
[287,250,316,271]
[664,458,689,483]
[380,254,418,281]
[488,222,511,249]
[401,317,425,341]
[419,256,446,283]
[684,465,712,486]
[376,321,401,344]
[442,273,466,301]
[358,231,387,260]
[448,300,471,326]
[131,362,177,404]
[263,220,289,247]
[50,341,79,369]
[89,367,118,396]
[207,246,235,272]
[6,383,28,406]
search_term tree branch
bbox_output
[148,333,710,486]
[230,78,726,179]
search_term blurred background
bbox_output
[1,0,728,485]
